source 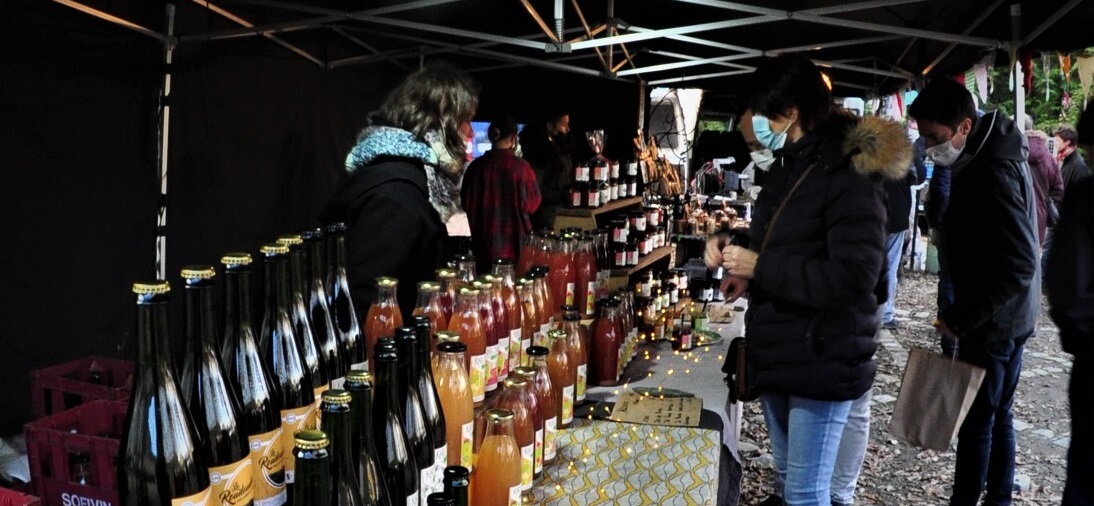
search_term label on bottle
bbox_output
[565,282,575,306]
[352,360,367,373]
[209,457,254,506]
[534,427,544,474]
[610,184,619,201]
[521,337,531,366]
[509,485,522,506]
[520,443,534,490]
[614,250,625,267]
[585,282,597,316]
[408,491,419,506]
[312,384,329,424]
[330,376,346,390]
[539,323,551,346]
[248,427,287,505]
[509,328,521,369]
[576,166,590,182]
[628,181,637,196]
[470,354,486,402]
[434,444,447,493]
[420,467,432,504]
[497,336,510,380]
[280,404,315,483]
[562,385,574,424]
[628,249,639,266]
[680,330,692,350]
[576,364,587,402]
[172,487,212,506]
[545,417,558,460]
[587,190,600,207]
[600,187,610,204]
[461,421,474,470]
[702,287,714,302]
[593,165,606,181]
[485,345,499,391]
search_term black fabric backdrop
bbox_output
[0,0,641,434]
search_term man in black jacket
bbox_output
[1046,105,1094,506]
[909,79,1039,506]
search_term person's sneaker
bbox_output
[881,320,900,330]
[758,496,784,506]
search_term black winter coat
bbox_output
[746,115,912,401]
[1046,177,1094,357]
[322,157,456,323]
[940,112,1039,343]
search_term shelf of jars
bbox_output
[555,195,643,218]
[609,245,674,278]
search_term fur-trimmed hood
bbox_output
[842,116,915,181]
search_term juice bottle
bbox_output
[591,299,623,386]
[454,254,477,288]
[492,260,523,383]
[482,274,510,384]
[434,342,474,472]
[516,278,538,368]
[525,347,558,464]
[516,234,537,278]
[435,268,458,324]
[530,267,555,342]
[471,279,499,395]
[471,409,521,506]
[433,330,462,372]
[545,330,575,429]
[559,309,589,406]
[509,367,543,480]
[364,277,403,368]
[546,235,575,311]
[447,288,486,405]
[493,377,536,495]
[413,281,448,356]
[574,234,598,318]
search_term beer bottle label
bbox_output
[470,354,486,402]
[248,427,287,505]
[485,345,499,390]
[544,417,558,460]
[461,421,474,470]
[172,487,212,506]
[280,404,315,483]
[209,457,255,506]
[407,491,419,506]
[576,364,587,401]
[434,444,448,492]
[520,443,534,490]
[562,385,574,424]
[497,337,510,380]
[534,428,544,474]
[419,467,432,503]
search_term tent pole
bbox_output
[1011,4,1025,125]
[156,4,176,280]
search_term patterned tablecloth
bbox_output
[531,418,721,505]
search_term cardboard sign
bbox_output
[610,392,702,427]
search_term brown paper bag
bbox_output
[888,347,986,451]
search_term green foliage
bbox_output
[698,120,730,133]
[982,53,1090,133]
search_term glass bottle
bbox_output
[524,347,558,464]
[279,234,329,405]
[372,339,419,506]
[559,310,588,406]
[470,409,522,506]
[431,331,461,372]
[343,370,390,506]
[412,316,448,493]
[442,466,469,506]
[433,343,474,471]
[412,281,448,348]
[119,281,211,506]
[365,277,404,369]
[492,378,535,495]
[425,493,455,506]
[470,279,499,395]
[179,266,255,506]
[492,260,522,382]
[545,330,575,429]
[585,182,600,208]
[219,253,288,506]
[545,236,573,312]
[591,300,624,386]
[259,243,317,496]
[319,391,365,506]
[515,278,538,368]
[573,235,598,318]
[447,288,486,405]
[292,430,331,506]
[327,223,365,374]
[435,269,458,324]
[302,229,343,390]
[453,254,477,288]
[482,274,510,383]
[516,234,537,278]
[394,328,435,501]
[531,266,555,329]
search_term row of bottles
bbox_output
[567,161,641,208]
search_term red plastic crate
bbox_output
[30,356,134,419]
[24,401,127,506]
[0,486,41,506]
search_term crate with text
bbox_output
[30,356,133,419]
[23,400,126,506]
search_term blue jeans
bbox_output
[830,389,871,504]
[1064,353,1094,506]
[762,393,852,506]
[950,334,1029,506]
[881,232,905,324]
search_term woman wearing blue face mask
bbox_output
[704,54,912,506]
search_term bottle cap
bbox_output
[563,312,581,322]
[517,276,535,287]
[471,279,492,290]
[512,366,536,380]
[259,243,289,256]
[443,465,470,482]
[503,376,528,389]
[486,408,515,422]
[293,429,329,450]
[321,389,352,405]
[376,277,399,288]
[437,341,467,353]
[482,273,500,283]
[180,265,216,280]
[345,369,373,385]
[276,234,303,247]
[300,228,323,242]
[435,331,461,344]
[453,253,475,263]
[395,327,417,344]
[220,252,253,266]
[526,345,549,357]
[458,287,480,297]
[417,281,440,292]
[426,493,456,506]
[436,268,457,280]
[492,258,514,266]
[325,222,347,234]
[374,338,399,362]
[547,329,566,341]
[412,315,432,329]
[132,280,170,294]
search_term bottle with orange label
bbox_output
[491,260,523,380]
[180,266,255,506]
[220,253,287,506]
[492,378,535,498]
[258,243,316,500]
[447,288,486,405]
[471,278,499,395]
[510,367,543,480]
[545,330,575,429]
[433,342,474,472]
[119,281,212,506]
[365,277,403,370]
[482,274,510,384]
[523,347,558,465]
[558,307,589,406]
[471,409,522,506]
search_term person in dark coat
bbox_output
[879,164,916,329]
[1025,129,1064,246]
[1054,124,1093,194]
[323,63,479,326]
[521,110,573,230]
[706,54,912,506]
[1046,104,1094,506]
[909,78,1039,506]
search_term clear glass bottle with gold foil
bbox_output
[412,282,448,347]
[365,277,403,368]
[435,269,458,324]
[342,371,389,506]
[302,229,343,390]
[292,429,331,506]
[470,409,521,506]
[492,378,535,496]
[180,266,255,506]
[259,243,316,498]
[524,347,558,464]
[119,281,212,506]
[413,316,447,496]
[220,253,287,506]
[279,234,329,405]
[447,288,486,405]
[471,279,499,395]
[319,390,365,506]
[434,342,474,472]
[326,223,365,374]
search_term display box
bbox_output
[23,401,126,506]
[0,486,41,506]
[30,356,133,419]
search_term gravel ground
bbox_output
[735,270,1072,505]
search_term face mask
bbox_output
[749,149,776,171]
[752,115,793,151]
[925,130,967,167]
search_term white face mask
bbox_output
[925,132,966,166]
[749,149,776,171]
